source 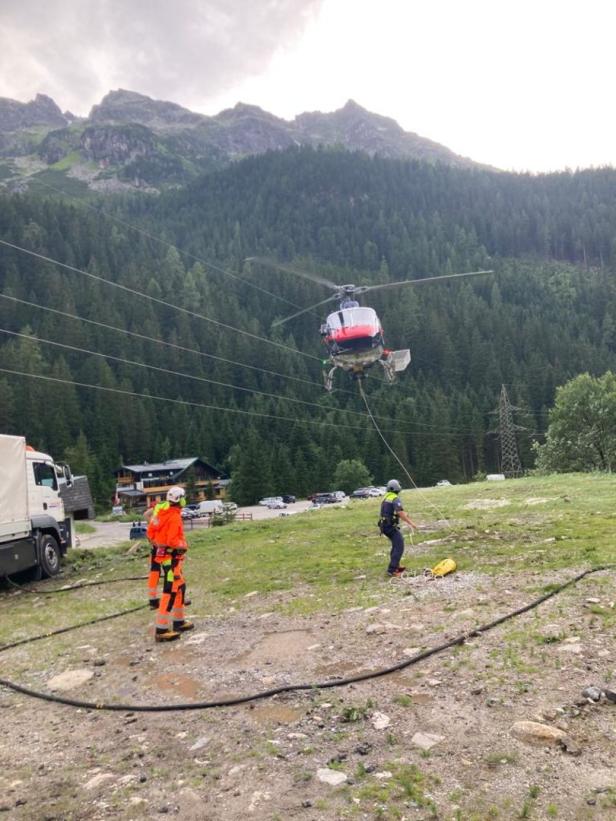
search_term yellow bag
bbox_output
[430,558,457,578]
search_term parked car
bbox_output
[351,488,371,499]
[181,508,199,519]
[367,487,383,497]
[282,494,296,504]
[266,499,287,509]
[259,496,282,506]
[312,492,338,505]
[196,500,225,515]
[223,502,238,513]
[436,479,452,487]
[129,522,148,539]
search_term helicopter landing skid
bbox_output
[324,365,338,392]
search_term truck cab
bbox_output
[0,435,73,578]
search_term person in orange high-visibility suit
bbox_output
[144,500,169,609]
[150,486,194,643]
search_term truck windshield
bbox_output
[34,462,58,490]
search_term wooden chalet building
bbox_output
[113,457,229,510]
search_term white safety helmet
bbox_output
[166,485,186,504]
[386,479,401,493]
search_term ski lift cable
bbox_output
[24,176,311,314]
[0,239,321,362]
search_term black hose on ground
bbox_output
[2,575,147,596]
[0,604,148,654]
[0,565,612,712]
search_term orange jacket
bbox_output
[151,504,187,550]
[146,501,169,541]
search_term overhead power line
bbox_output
[25,176,307,313]
[0,293,492,435]
[0,292,337,394]
[0,238,321,362]
[0,327,406,427]
[0,366,375,432]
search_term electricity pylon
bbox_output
[498,384,523,477]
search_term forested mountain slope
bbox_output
[1,147,616,502]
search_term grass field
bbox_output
[0,473,615,819]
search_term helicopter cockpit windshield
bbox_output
[325,306,380,333]
[322,307,384,356]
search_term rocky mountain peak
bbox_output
[0,93,67,133]
[89,89,205,128]
[217,102,289,126]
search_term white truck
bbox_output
[0,434,74,578]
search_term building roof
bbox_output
[114,457,228,480]
[121,458,198,474]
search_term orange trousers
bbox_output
[147,544,163,603]
[155,550,187,632]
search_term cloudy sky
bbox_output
[1,0,614,172]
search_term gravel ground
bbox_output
[1,565,615,819]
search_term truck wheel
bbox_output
[38,534,61,577]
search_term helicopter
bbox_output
[247,259,493,391]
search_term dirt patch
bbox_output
[464,498,509,509]
[150,672,202,699]
[233,629,315,665]
[248,704,304,725]
[1,567,616,820]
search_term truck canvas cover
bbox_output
[0,434,29,540]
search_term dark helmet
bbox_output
[386,479,401,493]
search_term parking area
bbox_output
[76,500,315,549]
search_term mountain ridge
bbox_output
[0,89,486,192]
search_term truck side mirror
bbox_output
[63,464,73,488]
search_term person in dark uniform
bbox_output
[379,479,417,576]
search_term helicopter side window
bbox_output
[325,312,343,330]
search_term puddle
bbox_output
[249,704,303,725]
[234,630,315,665]
[315,660,358,677]
[151,673,201,699]
[409,692,434,704]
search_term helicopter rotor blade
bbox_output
[271,294,339,328]
[245,257,340,290]
[361,269,494,293]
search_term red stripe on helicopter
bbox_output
[327,325,381,342]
